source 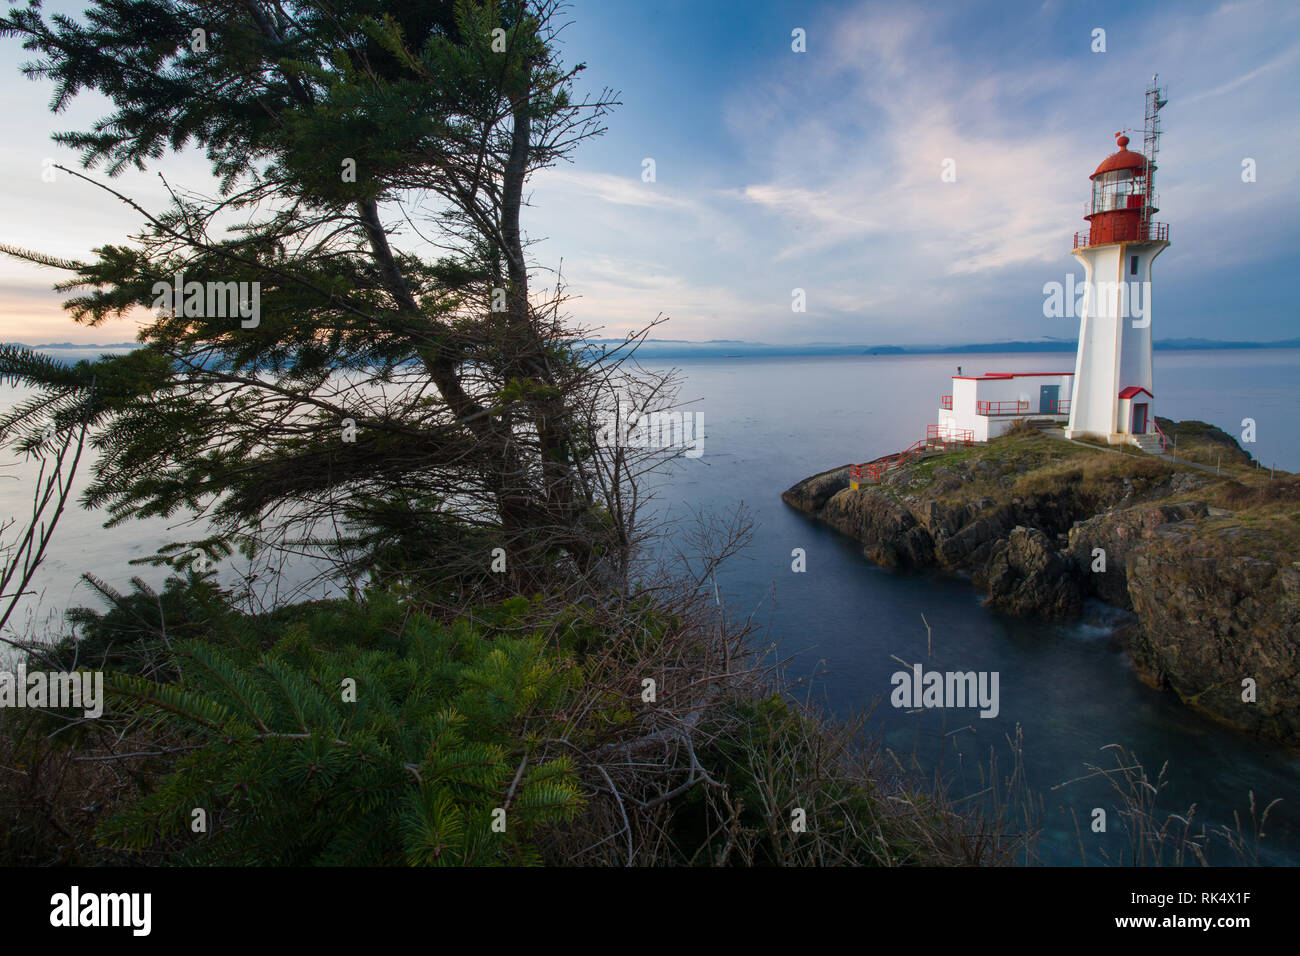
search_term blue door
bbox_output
[1039,385,1060,414]
[1132,403,1148,434]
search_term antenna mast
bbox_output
[1142,74,1168,233]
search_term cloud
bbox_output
[532,167,701,212]
[699,3,1094,337]
[2,0,1297,346]
[1181,41,1300,105]
[638,0,1299,342]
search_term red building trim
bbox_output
[1117,386,1153,399]
[952,372,1075,381]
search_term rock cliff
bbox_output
[782,424,1300,747]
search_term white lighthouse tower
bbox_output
[1064,77,1170,448]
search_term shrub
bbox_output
[96,610,584,865]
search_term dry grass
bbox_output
[1011,446,1170,498]
[1212,472,1300,509]
[526,576,1036,866]
[0,507,1039,869]
[0,707,167,866]
[1156,417,1259,473]
[1198,473,1300,561]
[1002,418,1042,438]
[1056,745,1280,866]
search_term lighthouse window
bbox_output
[1130,255,1139,275]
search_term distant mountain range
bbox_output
[8,337,1300,359]
[8,342,139,349]
[580,336,1300,358]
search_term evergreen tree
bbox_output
[90,591,584,865]
[0,0,630,595]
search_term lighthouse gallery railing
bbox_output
[1073,221,1169,249]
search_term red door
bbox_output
[1132,403,1148,434]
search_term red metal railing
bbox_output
[1151,418,1168,451]
[865,438,927,482]
[976,400,1029,416]
[927,424,973,444]
[1050,399,1070,415]
[939,395,952,410]
[849,427,974,487]
[1073,221,1170,249]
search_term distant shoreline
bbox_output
[7,338,1300,361]
[586,338,1300,358]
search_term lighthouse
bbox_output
[919,80,1174,484]
[1064,78,1170,448]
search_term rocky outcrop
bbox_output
[780,466,850,513]
[782,439,1300,747]
[785,482,1092,614]
[974,526,1083,618]
[819,486,934,569]
[933,502,1015,569]
[1126,526,1300,744]
[1067,501,1209,609]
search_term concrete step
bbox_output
[1132,434,1164,454]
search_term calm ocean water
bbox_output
[3,346,1298,864]
[645,349,1300,865]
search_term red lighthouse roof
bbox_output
[1118,386,1153,399]
[1092,134,1150,177]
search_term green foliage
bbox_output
[60,572,237,678]
[0,0,619,590]
[97,604,584,865]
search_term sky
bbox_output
[0,0,1297,347]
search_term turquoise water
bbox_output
[2,347,1298,864]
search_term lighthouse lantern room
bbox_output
[1064,77,1170,448]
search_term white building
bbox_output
[936,370,1074,443]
